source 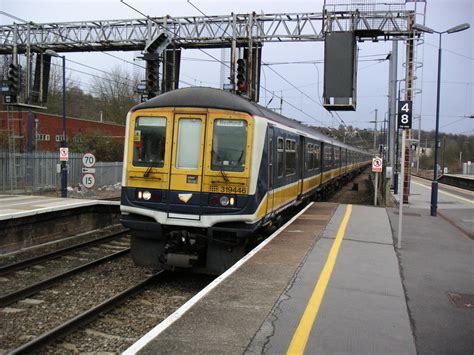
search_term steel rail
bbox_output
[0,229,129,276]
[0,249,130,307]
[10,270,165,355]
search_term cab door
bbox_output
[167,113,207,219]
[169,113,206,192]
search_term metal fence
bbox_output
[0,151,122,194]
[462,162,474,175]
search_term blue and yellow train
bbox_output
[120,87,370,274]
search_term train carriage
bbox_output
[120,87,370,274]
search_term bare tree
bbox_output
[91,65,139,124]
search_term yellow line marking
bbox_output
[287,204,353,355]
[411,181,473,204]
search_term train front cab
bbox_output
[121,107,264,273]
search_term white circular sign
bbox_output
[82,173,96,188]
[82,153,96,168]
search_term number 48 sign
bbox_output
[398,100,412,129]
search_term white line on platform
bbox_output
[123,202,315,355]
[411,181,473,204]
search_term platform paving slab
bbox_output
[387,207,473,354]
[250,205,416,354]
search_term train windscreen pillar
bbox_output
[323,31,357,111]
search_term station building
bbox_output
[0,111,125,152]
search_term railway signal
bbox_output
[8,64,20,93]
[236,58,246,94]
[146,59,159,98]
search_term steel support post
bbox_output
[388,40,397,169]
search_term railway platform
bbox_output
[0,194,120,254]
[124,202,411,354]
[125,176,473,354]
[0,194,118,221]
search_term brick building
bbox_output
[0,111,124,152]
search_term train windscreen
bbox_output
[211,119,247,172]
[133,116,166,167]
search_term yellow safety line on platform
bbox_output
[287,204,352,355]
[412,181,473,204]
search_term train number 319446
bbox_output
[211,185,247,194]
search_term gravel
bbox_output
[0,255,152,351]
[327,169,374,205]
[0,224,126,267]
[45,273,212,353]
[0,236,130,295]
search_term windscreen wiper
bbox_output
[143,166,153,177]
[220,168,230,183]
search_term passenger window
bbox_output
[324,145,333,169]
[307,143,313,170]
[285,139,296,176]
[211,119,247,172]
[314,144,321,170]
[176,118,202,169]
[335,148,340,164]
[277,137,284,177]
[133,116,166,167]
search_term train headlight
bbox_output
[142,191,152,200]
[220,196,230,206]
[229,197,235,206]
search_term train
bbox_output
[120,87,371,274]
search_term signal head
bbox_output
[8,64,20,93]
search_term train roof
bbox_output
[132,87,368,154]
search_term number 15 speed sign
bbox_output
[398,100,412,129]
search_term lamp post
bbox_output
[413,22,470,216]
[45,49,68,198]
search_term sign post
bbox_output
[81,152,96,189]
[59,147,69,198]
[372,156,383,207]
[398,100,412,204]
[397,129,406,249]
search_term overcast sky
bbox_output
[1,0,472,135]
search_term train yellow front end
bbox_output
[121,87,370,274]
[120,94,268,274]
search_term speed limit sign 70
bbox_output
[82,153,96,168]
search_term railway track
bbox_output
[1,249,151,350]
[10,271,165,354]
[0,230,129,276]
[0,231,130,304]
[2,260,211,353]
[0,248,130,307]
[0,228,212,353]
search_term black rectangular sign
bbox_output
[397,100,412,129]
